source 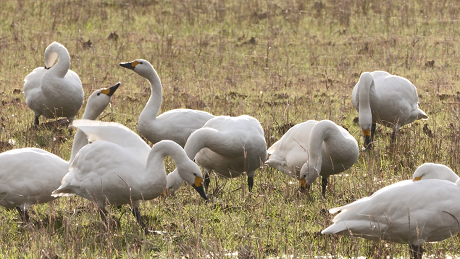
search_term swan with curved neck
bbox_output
[322,163,460,259]
[0,83,119,222]
[52,121,207,229]
[352,71,428,149]
[24,42,84,125]
[165,115,267,193]
[119,59,214,147]
[266,120,359,196]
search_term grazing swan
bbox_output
[24,42,84,125]
[0,83,119,222]
[266,120,359,196]
[351,71,428,148]
[166,115,267,193]
[322,163,460,259]
[119,59,214,147]
[52,120,207,229]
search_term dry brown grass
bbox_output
[1,0,460,257]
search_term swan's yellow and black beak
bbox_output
[363,129,371,149]
[119,60,140,70]
[100,82,120,96]
[413,176,423,181]
[300,177,307,193]
[192,175,208,200]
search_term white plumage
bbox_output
[351,71,428,148]
[0,83,119,221]
[322,163,460,258]
[52,120,207,229]
[166,115,267,193]
[266,120,359,196]
[24,42,84,125]
[119,59,214,147]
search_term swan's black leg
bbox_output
[34,116,39,126]
[204,172,210,190]
[247,176,254,192]
[371,123,376,142]
[131,207,146,230]
[16,207,30,223]
[99,208,109,223]
[321,177,328,196]
[409,244,424,259]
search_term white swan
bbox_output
[24,42,84,125]
[322,163,460,259]
[266,120,359,196]
[0,83,119,222]
[119,59,214,147]
[52,120,207,229]
[165,115,267,193]
[351,71,428,148]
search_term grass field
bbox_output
[1,0,460,257]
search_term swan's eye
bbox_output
[140,61,143,64]
[97,92,101,96]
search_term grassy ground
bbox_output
[1,0,460,257]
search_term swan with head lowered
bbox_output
[322,163,460,259]
[0,83,119,222]
[266,120,359,196]
[24,42,84,125]
[165,115,267,194]
[51,120,208,230]
[352,71,428,149]
[119,59,214,147]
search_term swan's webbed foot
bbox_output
[34,116,39,126]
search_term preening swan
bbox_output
[24,42,84,125]
[52,120,207,229]
[119,59,214,147]
[166,115,267,193]
[322,163,460,259]
[266,120,359,196]
[351,71,427,149]
[0,83,119,222]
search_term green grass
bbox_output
[1,0,460,257]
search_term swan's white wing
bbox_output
[324,179,460,244]
[72,120,151,161]
[0,148,68,209]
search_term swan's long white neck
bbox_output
[307,121,339,168]
[139,68,162,122]
[146,141,188,174]
[357,73,376,129]
[46,43,70,78]
[184,128,243,160]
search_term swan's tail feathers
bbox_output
[417,109,428,120]
[329,206,344,214]
[322,220,389,236]
[51,187,75,197]
[267,140,279,154]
